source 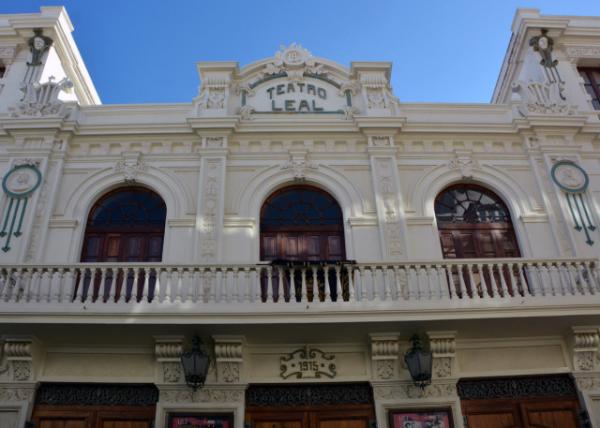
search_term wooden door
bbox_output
[462,398,580,428]
[310,409,371,428]
[246,408,372,428]
[32,406,155,428]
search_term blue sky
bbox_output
[4,0,600,104]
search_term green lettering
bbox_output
[287,83,295,93]
[307,84,316,95]
[266,87,275,99]
[276,84,285,95]
[317,88,327,99]
[297,83,305,92]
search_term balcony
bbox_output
[0,258,598,324]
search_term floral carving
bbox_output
[219,362,240,383]
[433,357,452,378]
[0,386,34,401]
[376,159,403,257]
[12,361,31,381]
[207,88,225,109]
[281,158,319,181]
[114,156,146,182]
[448,154,479,178]
[367,88,386,109]
[200,160,222,261]
[163,362,181,383]
[10,77,73,118]
[375,360,394,380]
[262,43,325,82]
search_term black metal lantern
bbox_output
[404,335,432,389]
[180,336,211,390]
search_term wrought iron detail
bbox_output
[35,383,159,406]
[457,375,577,400]
[246,383,373,407]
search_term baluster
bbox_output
[163,267,173,303]
[426,266,435,300]
[107,268,117,303]
[323,265,331,302]
[497,263,509,298]
[19,268,31,303]
[359,267,367,302]
[453,264,464,299]
[300,268,308,302]
[487,263,498,299]
[538,263,553,296]
[140,267,149,303]
[583,261,598,294]
[172,267,182,303]
[517,262,529,297]
[240,268,248,303]
[262,267,271,303]
[456,264,468,299]
[208,267,217,303]
[216,268,226,303]
[435,265,447,299]
[2,268,14,301]
[9,267,23,303]
[251,268,260,303]
[73,268,85,303]
[477,263,488,299]
[288,266,296,303]
[96,268,107,303]
[567,263,580,295]
[392,266,402,300]
[382,266,391,301]
[276,267,284,304]
[466,264,477,299]
[312,267,319,302]
[347,265,356,302]
[25,268,36,303]
[334,266,342,302]
[443,265,454,299]
[416,266,427,300]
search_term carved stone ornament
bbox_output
[28,28,53,66]
[572,328,600,372]
[239,104,255,120]
[262,43,325,82]
[375,360,394,380]
[0,47,16,65]
[12,361,32,381]
[0,386,35,402]
[281,157,319,181]
[246,383,373,407]
[457,375,576,400]
[370,136,393,147]
[219,362,240,383]
[280,346,336,379]
[35,383,159,406]
[9,76,73,118]
[374,383,457,400]
[163,362,182,383]
[576,376,600,392]
[529,29,557,68]
[511,80,576,116]
[566,46,600,59]
[376,159,403,257]
[114,154,146,183]
[448,153,479,179]
[160,387,244,404]
[200,159,223,262]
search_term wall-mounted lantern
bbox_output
[404,335,432,389]
[180,336,211,390]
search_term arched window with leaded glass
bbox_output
[434,184,521,259]
[81,186,166,262]
[260,185,345,261]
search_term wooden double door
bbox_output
[246,406,373,428]
[31,405,156,428]
[462,397,581,427]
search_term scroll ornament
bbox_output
[1,164,42,252]
[551,161,596,245]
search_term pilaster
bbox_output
[570,326,600,428]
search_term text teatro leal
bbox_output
[266,82,327,112]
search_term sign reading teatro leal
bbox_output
[242,44,351,114]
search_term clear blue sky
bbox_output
[4,0,600,104]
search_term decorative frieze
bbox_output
[457,375,576,400]
[280,346,336,380]
[0,385,35,402]
[427,331,456,379]
[160,387,244,403]
[572,327,600,372]
[566,46,600,59]
[36,383,159,406]
[447,151,479,178]
[246,383,373,407]
[373,383,456,400]
[372,157,404,258]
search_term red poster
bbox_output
[169,413,233,428]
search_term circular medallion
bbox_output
[551,160,589,193]
[2,165,42,198]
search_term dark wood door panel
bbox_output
[32,406,155,428]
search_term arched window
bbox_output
[434,184,520,258]
[260,185,345,261]
[81,187,166,262]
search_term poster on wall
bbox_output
[168,413,234,428]
[389,408,454,428]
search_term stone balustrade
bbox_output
[0,258,598,320]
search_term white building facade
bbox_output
[0,6,600,428]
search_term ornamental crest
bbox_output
[264,43,325,80]
[280,346,336,379]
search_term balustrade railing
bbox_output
[0,258,598,306]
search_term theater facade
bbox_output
[1,6,600,428]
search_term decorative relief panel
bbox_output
[374,383,456,400]
[3,337,34,383]
[447,151,479,179]
[199,158,224,262]
[572,327,600,372]
[160,388,244,404]
[374,158,403,258]
[370,334,400,381]
[281,151,318,181]
[280,346,336,380]
[428,331,456,379]
[213,336,244,384]
[155,336,184,384]
[0,386,34,402]
[114,152,146,182]
[9,77,73,118]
